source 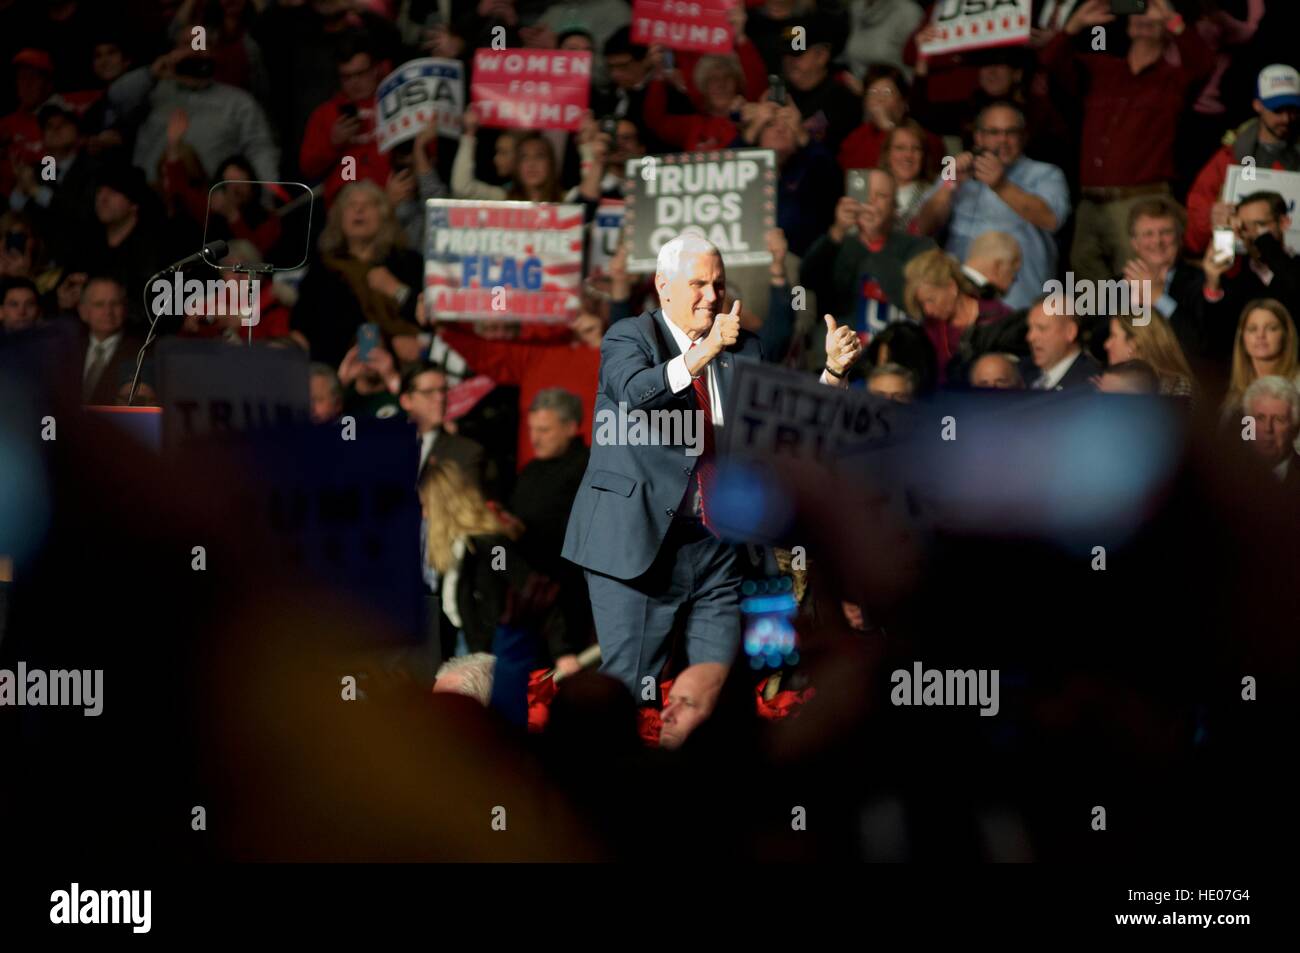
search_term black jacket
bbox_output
[291,248,423,369]
[1199,234,1300,365]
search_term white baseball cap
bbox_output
[1257,65,1300,111]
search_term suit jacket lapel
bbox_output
[651,309,681,362]
[715,345,735,404]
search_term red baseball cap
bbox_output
[12,49,53,74]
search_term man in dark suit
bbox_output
[562,233,863,698]
[1112,197,1207,363]
[1241,375,1300,487]
[510,388,593,673]
[1025,297,1101,391]
[78,276,143,405]
[399,360,485,489]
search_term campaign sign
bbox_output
[1222,165,1300,254]
[182,418,425,642]
[721,359,908,466]
[423,200,585,322]
[376,57,465,150]
[710,358,914,543]
[632,0,735,54]
[156,339,311,448]
[588,199,625,276]
[918,0,1030,57]
[471,49,592,131]
[624,149,776,273]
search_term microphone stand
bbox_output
[126,261,188,408]
[233,261,276,347]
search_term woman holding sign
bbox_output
[452,108,564,203]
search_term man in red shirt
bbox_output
[1042,0,1214,284]
[1184,65,1300,257]
[298,35,390,206]
[0,49,55,198]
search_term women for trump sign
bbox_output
[470,50,592,131]
[423,200,585,323]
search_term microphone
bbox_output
[160,240,229,274]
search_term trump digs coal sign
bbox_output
[623,148,776,273]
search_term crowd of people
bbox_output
[3,0,1299,749]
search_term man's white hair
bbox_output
[1243,375,1300,423]
[656,232,722,280]
[435,652,495,705]
[966,230,1022,266]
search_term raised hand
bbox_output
[824,314,863,376]
[706,298,742,353]
[1066,0,1116,35]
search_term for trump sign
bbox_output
[918,0,1030,57]
[470,49,592,131]
[632,0,735,54]
[624,149,776,273]
[376,58,464,150]
[423,200,585,323]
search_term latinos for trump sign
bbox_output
[624,149,776,273]
[376,58,464,150]
[721,359,907,466]
[918,0,1030,57]
[423,200,584,323]
[471,49,591,132]
[632,0,735,54]
[709,358,914,543]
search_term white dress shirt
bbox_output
[1033,349,1081,391]
[665,318,724,421]
[419,428,439,472]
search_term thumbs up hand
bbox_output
[706,298,742,354]
[824,314,863,378]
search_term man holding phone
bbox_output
[1185,66,1300,257]
[300,35,391,205]
[1201,191,1300,362]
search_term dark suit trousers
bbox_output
[585,516,743,700]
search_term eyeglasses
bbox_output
[978,126,1023,138]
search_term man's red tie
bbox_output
[688,342,717,530]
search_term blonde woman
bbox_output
[290,181,423,367]
[1220,299,1300,428]
[420,459,524,655]
[902,248,1012,386]
[1102,313,1197,400]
